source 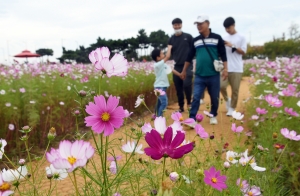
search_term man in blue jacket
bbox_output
[181,15,228,125]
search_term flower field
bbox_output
[0,48,300,196]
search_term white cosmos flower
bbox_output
[122,141,143,154]
[232,111,244,120]
[181,175,192,184]
[297,101,300,107]
[67,86,71,91]
[0,139,7,159]
[226,151,239,164]
[2,166,28,182]
[134,95,144,108]
[0,90,5,95]
[154,116,167,135]
[241,149,266,172]
[46,164,68,180]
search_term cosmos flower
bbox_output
[85,95,126,136]
[45,164,68,180]
[122,141,144,154]
[144,127,194,160]
[46,140,95,172]
[204,166,227,191]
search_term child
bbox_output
[151,49,181,117]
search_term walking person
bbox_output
[221,17,247,116]
[167,18,194,113]
[181,15,228,125]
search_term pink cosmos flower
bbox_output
[85,95,126,136]
[280,128,300,141]
[107,155,122,162]
[89,47,128,77]
[256,107,267,115]
[144,127,194,160]
[195,124,209,139]
[236,178,249,192]
[0,172,14,196]
[171,112,195,125]
[154,89,166,96]
[109,161,117,174]
[231,123,244,133]
[124,110,133,118]
[284,107,299,117]
[251,115,259,120]
[204,166,227,191]
[46,140,95,172]
[244,185,262,196]
[19,88,26,93]
[265,94,283,107]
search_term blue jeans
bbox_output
[155,87,168,117]
[189,74,220,120]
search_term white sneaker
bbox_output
[226,107,234,116]
[210,117,218,125]
[226,98,231,111]
[200,99,205,105]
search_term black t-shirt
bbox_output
[168,32,193,66]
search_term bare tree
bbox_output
[289,22,300,40]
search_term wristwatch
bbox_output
[231,45,236,49]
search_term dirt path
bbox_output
[16,77,251,196]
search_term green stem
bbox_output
[24,133,36,196]
[99,134,108,195]
[162,157,166,182]
[274,143,288,169]
[109,136,142,186]
[73,171,79,196]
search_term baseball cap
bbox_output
[194,15,209,24]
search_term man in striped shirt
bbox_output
[181,15,228,125]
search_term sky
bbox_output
[0,0,299,64]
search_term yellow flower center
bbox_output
[250,159,255,164]
[101,112,110,121]
[68,156,77,165]
[248,191,253,196]
[211,178,217,183]
[179,117,183,121]
[229,157,233,161]
[0,182,11,191]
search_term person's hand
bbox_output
[221,69,228,81]
[180,70,186,80]
[224,41,232,47]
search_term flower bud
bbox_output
[224,161,230,168]
[19,159,26,166]
[27,173,32,178]
[47,127,56,141]
[196,168,204,176]
[151,114,156,121]
[79,90,87,97]
[169,172,179,182]
[74,110,80,115]
[196,114,204,122]
[47,174,53,179]
[272,132,278,139]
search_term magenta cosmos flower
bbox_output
[204,166,227,191]
[85,95,126,136]
[265,94,283,107]
[256,107,267,115]
[89,47,128,77]
[144,127,194,160]
[284,107,299,117]
[280,128,300,141]
[46,140,95,173]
